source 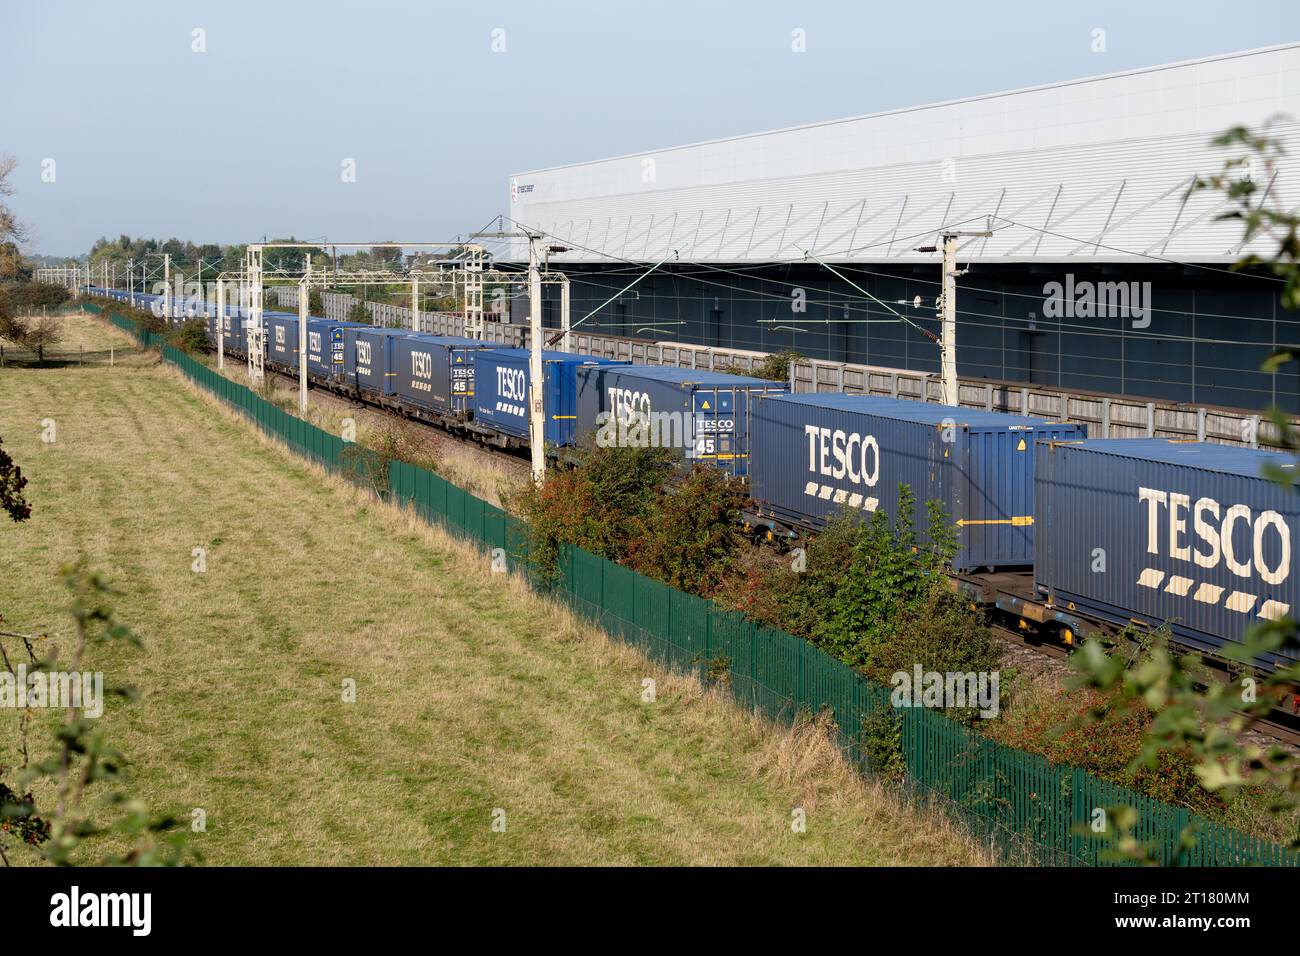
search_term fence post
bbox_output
[1071,767,1085,865]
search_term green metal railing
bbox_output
[99,304,1298,867]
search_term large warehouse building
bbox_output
[507,43,1300,411]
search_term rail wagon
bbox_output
[342,327,413,397]
[388,333,497,419]
[748,393,1086,570]
[572,364,785,476]
[1035,438,1300,669]
[473,349,626,446]
[265,312,300,368]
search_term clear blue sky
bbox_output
[4,0,1298,256]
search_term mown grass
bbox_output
[1,304,145,359]
[0,317,986,866]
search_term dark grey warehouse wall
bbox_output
[510,262,1300,413]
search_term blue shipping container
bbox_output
[1035,438,1300,668]
[306,319,368,378]
[390,334,496,417]
[474,349,625,445]
[220,310,247,355]
[266,312,299,368]
[573,365,785,475]
[749,393,1086,570]
[343,327,412,397]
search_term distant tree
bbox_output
[0,242,31,282]
[308,288,325,316]
[263,239,327,274]
[5,281,69,311]
[347,299,371,323]
[23,315,62,362]
[0,155,25,246]
[194,243,222,264]
[0,305,28,347]
[369,244,403,269]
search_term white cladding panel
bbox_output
[508,44,1300,263]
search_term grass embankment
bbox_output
[0,315,985,866]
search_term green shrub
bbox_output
[102,298,166,335]
[754,348,802,382]
[864,588,1002,700]
[507,443,675,581]
[861,709,906,779]
[506,441,749,592]
[169,317,209,354]
[715,488,996,694]
[988,673,1221,815]
[630,464,746,597]
[811,487,956,668]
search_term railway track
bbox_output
[988,618,1300,749]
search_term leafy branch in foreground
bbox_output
[0,562,195,866]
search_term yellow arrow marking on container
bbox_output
[955,516,1034,527]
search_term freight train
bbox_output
[90,287,1300,673]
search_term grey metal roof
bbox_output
[506,43,1300,265]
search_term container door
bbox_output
[545,361,567,446]
[692,387,740,475]
[957,427,1036,570]
[450,348,473,412]
[330,326,345,379]
[381,335,397,395]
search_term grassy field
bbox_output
[0,315,985,866]
[0,303,144,364]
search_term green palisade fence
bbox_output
[98,304,1298,867]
